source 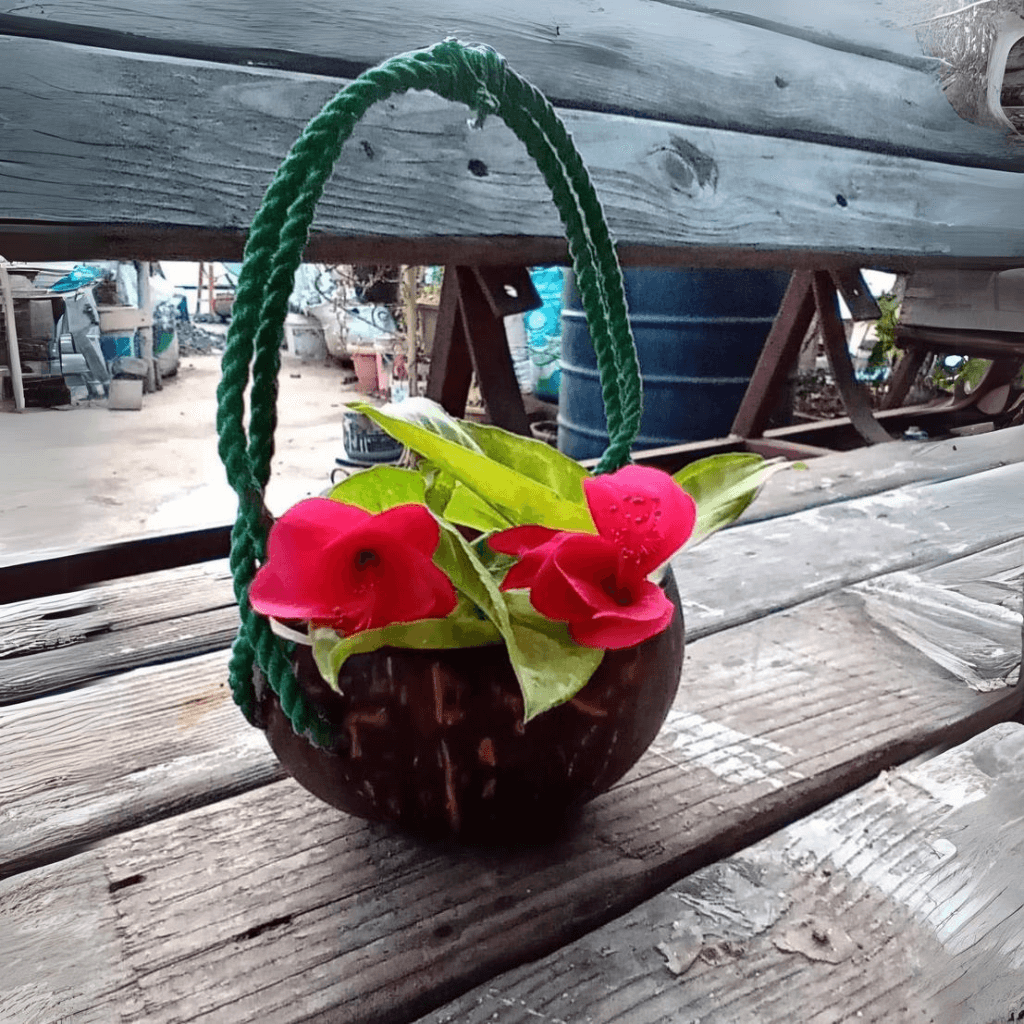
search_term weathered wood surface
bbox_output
[0,561,239,703]
[1,534,1018,1023]
[419,721,1024,1024]
[0,524,234,604]
[1,30,1023,267]
[735,423,1024,525]
[673,459,1024,640]
[0,649,283,880]
[0,0,1013,167]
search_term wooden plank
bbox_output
[424,267,473,417]
[880,344,928,409]
[457,268,531,435]
[850,539,1023,694]
[0,0,1014,169]
[830,266,881,321]
[0,37,1023,267]
[0,649,283,879]
[419,722,1024,1024]
[732,423,1024,526]
[672,460,1024,640]
[813,270,895,445]
[901,268,1024,334]
[0,523,232,603]
[895,323,1024,359]
[2,538,1017,1024]
[0,559,234,658]
[0,603,239,704]
[4,456,1020,704]
[2,852,135,1024]
[0,560,240,703]
[3,434,1022,704]
[730,270,816,439]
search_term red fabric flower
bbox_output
[490,466,696,649]
[249,498,457,634]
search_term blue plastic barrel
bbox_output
[557,268,790,460]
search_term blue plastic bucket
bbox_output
[557,269,790,460]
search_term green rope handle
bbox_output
[216,39,643,734]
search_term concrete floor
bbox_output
[1,351,368,562]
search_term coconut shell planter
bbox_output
[216,40,786,843]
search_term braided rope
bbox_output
[216,40,643,733]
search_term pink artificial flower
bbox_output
[249,498,457,634]
[490,465,696,649]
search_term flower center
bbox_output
[354,548,381,570]
[601,574,634,606]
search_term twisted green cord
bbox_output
[217,40,643,735]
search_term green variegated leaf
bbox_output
[460,420,589,503]
[325,465,425,511]
[444,483,514,533]
[310,596,501,689]
[673,453,791,546]
[351,402,595,533]
[376,396,484,451]
[501,590,605,720]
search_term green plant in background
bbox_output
[868,292,901,371]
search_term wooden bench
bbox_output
[2,5,1023,1022]
[3,430,1022,1022]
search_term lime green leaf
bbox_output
[432,519,511,629]
[673,453,790,546]
[325,465,425,511]
[460,420,589,503]
[433,522,605,721]
[502,591,605,720]
[310,597,501,689]
[435,522,604,720]
[351,402,595,532]
[419,461,457,518]
[377,395,484,452]
[444,483,514,533]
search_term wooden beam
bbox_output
[424,269,473,418]
[813,271,894,445]
[0,0,1016,169]
[0,37,1022,267]
[830,266,881,320]
[881,344,929,410]
[456,268,531,435]
[731,271,816,439]
[0,525,232,605]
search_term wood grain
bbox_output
[0,561,240,703]
[3,455,1021,705]
[1,537,1018,1023]
[0,649,283,879]
[0,559,234,657]
[673,460,1024,640]
[1,35,1023,267]
[1,852,133,1024]
[417,722,1024,1024]
[733,423,1024,526]
[0,0,1015,167]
